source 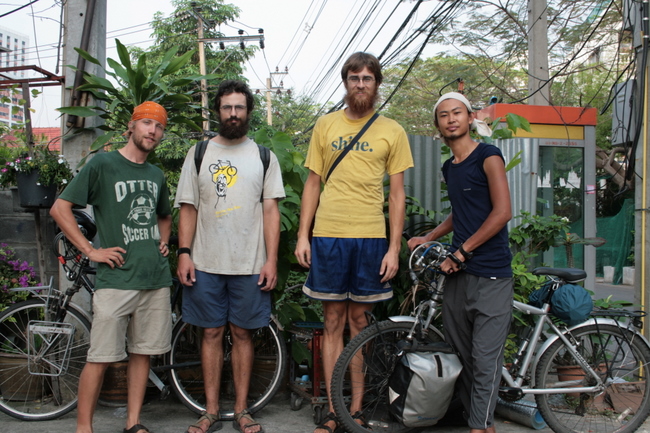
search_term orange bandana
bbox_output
[131,101,168,128]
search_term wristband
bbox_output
[448,253,463,266]
[458,243,473,260]
[447,252,467,270]
[176,247,191,257]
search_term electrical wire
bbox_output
[0,0,41,19]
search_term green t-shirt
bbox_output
[60,151,172,290]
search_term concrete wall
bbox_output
[0,188,59,286]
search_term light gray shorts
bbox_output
[87,287,172,363]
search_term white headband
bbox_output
[433,92,492,137]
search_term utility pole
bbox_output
[187,2,211,135]
[265,68,288,125]
[60,0,106,311]
[201,28,265,123]
[527,0,550,105]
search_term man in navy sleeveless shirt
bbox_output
[408,92,513,433]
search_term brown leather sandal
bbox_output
[186,411,222,433]
[233,409,264,433]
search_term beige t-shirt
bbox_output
[174,138,285,274]
[305,110,413,238]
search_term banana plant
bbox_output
[58,39,217,163]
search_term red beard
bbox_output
[344,89,378,115]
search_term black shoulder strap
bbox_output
[257,144,270,202]
[194,140,209,174]
[325,112,379,182]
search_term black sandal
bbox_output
[123,424,150,433]
[315,412,340,433]
[351,411,371,429]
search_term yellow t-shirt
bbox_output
[305,110,414,238]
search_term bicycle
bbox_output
[330,240,650,433]
[0,209,287,421]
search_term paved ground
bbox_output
[592,279,638,305]
[1,282,646,433]
[0,391,552,433]
[1,390,650,433]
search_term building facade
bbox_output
[0,26,28,130]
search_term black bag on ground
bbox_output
[388,340,462,427]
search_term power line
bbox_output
[0,0,41,19]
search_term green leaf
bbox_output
[89,132,117,152]
[57,106,100,117]
[115,39,133,71]
[161,49,192,76]
[73,47,102,66]
[80,75,117,92]
[505,150,522,172]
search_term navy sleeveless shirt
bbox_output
[442,142,512,278]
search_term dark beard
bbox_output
[218,116,250,140]
[344,89,378,115]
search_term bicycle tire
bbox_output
[331,320,445,433]
[535,324,650,433]
[0,298,91,420]
[167,319,287,420]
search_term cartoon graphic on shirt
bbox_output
[209,160,238,206]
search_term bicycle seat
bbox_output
[73,209,97,240]
[532,267,586,282]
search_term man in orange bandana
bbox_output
[51,101,172,433]
[131,101,168,128]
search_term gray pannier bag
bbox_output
[388,340,462,427]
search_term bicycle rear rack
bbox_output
[27,320,75,376]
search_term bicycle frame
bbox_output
[502,300,603,395]
[402,241,650,398]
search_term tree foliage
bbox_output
[58,39,207,162]
[381,55,528,135]
[430,0,627,106]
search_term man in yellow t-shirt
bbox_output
[295,52,413,433]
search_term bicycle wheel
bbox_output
[331,320,444,433]
[535,324,650,433]
[168,320,287,420]
[0,298,91,420]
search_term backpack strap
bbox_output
[194,139,270,203]
[257,144,270,203]
[194,140,210,174]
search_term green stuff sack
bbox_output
[529,283,593,326]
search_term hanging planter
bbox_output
[1,146,73,209]
[16,169,58,208]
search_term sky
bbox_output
[0,0,445,128]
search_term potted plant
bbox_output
[0,146,73,208]
[0,243,39,312]
[0,243,42,400]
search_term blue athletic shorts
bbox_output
[181,271,271,329]
[303,237,392,303]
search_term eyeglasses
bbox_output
[347,75,375,84]
[220,105,247,113]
